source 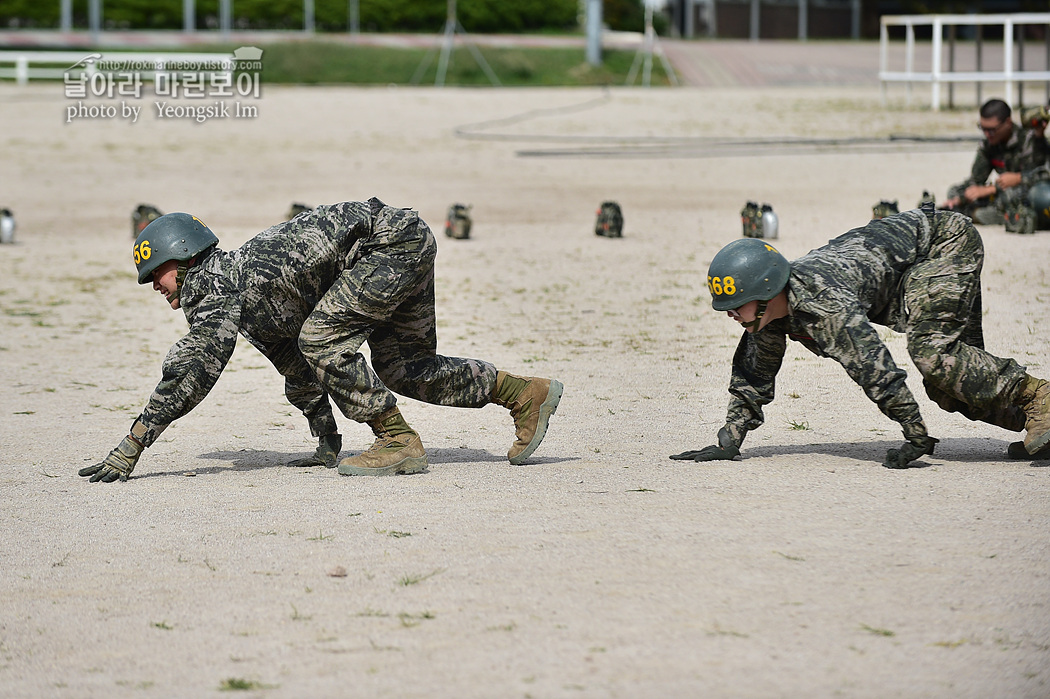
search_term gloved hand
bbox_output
[288,433,342,468]
[670,428,741,462]
[883,435,939,469]
[79,435,144,483]
[670,443,740,462]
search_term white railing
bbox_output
[0,50,233,84]
[879,13,1050,110]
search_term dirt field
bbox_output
[1,78,1048,698]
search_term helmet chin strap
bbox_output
[167,260,189,304]
[740,299,769,332]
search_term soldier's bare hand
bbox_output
[997,172,1022,189]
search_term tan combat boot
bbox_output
[1017,375,1050,455]
[491,371,563,465]
[337,407,428,476]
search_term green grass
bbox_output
[260,41,674,85]
[54,40,675,86]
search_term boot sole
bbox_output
[337,454,428,476]
[509,380,563,465]
[1010,441,1050,460]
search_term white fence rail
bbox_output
[879,13,1050,110]
[0,50,234,84]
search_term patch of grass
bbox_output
[151,621,173,630]
[375,527,411,538]
[399,611,435,627]
[307,530,334,541]
[398,568,445,587]
[207,41,678,86]
[787,419,811,431]
[774,551,805,561]
[706,623,748,638]
[219,677,271,691]
[860,623,895,637]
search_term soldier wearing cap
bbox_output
[671,206,1050,468]
[81,199,563,483]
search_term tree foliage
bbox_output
[0,0,585,33]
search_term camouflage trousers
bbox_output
[903,211,1028,430]
[298,209,498,423]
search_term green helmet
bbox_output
[1029,181,1050,229]
[133,212,218,284]
[707,238,790,312]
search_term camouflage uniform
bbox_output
[133,198,498,448]
[946,122,1050,223]
[721,207,1030,448]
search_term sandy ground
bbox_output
[1,78,1049,698]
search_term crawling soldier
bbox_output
[81,200,563,482]
[672,205,1050,468]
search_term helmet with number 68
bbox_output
[133,212,218,284]
[707,238,790,311]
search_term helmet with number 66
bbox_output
[133,212,218,284]
[707,238,790,311]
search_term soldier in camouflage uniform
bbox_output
[671,206,1050,468]
[941,99,1050,231]
[80,199,564,483]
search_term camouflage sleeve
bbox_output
[135,293,242,447]
[253,338,338,438]
[966,147,993,186]
[810,310,927,441]
[722,329,786,448]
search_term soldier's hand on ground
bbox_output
[670,427,741,462]
[670,443,740,462]
[79,435,143,483]
[883,435,939,469]
[287,433,342,468]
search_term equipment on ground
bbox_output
[132,204,163,239]
[287,203,313,220]
[594,201,623,238]
[0,208,14,244]
[741,201,778,239]
[872,200,899,219]
[1029,181,1050,229]
[444,203,472,239]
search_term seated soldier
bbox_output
[941,99,1049,235]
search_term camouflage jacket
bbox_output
[722,209,935,448]
[134,199,395,447]
[955,122,1050,190]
